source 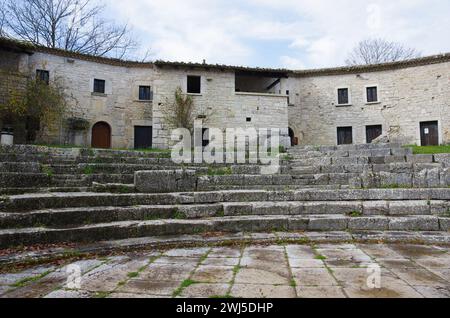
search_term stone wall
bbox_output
[152,68,289,149]
[0,49,30,144]
[28,52,156,148]
[287,61,450,146]
[9,48,450,149]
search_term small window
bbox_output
[187,76,201,94]
[337,127,353,145]
[139,86,152,101]
[366,86,378,103]
[93,79,106,94]
[286,90,290,105]
[246,117,252,122]
[337,88,349,105]
[36,70,49,85]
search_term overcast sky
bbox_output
[107,0,450,69]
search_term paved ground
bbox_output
[1,243,450,298]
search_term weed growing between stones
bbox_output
[173,209,187,220]
[82,165,95,175]
[10,270,52,288]
[314,254,327,260]
[172,279,199,297]
[206,167,232,176]
[127,272,139,278]
[347,211,363,217]
[40,165,54,177]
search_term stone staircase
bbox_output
[0,144,449,249]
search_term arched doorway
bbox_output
[288,127,297,146]
[91,122,111,149]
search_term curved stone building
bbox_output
[1,37,449,148]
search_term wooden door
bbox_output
[366,125,382,143]
[134,126,152,149]
[91,122,111,149]
[420,121,439,146]
[337,127,353,145]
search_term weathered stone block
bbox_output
[348,217,389,230]
[439,168,450,187]
[222,191,268,202]
[244,175,273,185]
[434,154,450,167]
[388,201,430,216]
[380,172,413,187]
[389,216,440,231]
[439,218,450,231]
[369,157,385,164]
[288,217,310,230]
[308,216,348,231]
[272,175,294,185]
[389,163,413,173]
[303,201,362,215]
[223,203,253,216]
[407,155,433,163]
[362,201,389,215]
[384,156,406,164]
[134,170,197,193]
[427,168,441,187]
[430,201,450,216]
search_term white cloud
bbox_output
[280,56,305,69]
[108,0,450,68]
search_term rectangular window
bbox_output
[36,70,49,85]
[139,86,152,101]
[366,86,378,103]
[337,88,349,105]
[187,76,201,94]
[93,79,106,94]
[337,127,353,145]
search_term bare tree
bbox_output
[3,0,138,59]
[0,1,6,37]
[346,38,421,66]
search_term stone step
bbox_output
[0,214,448,248]
[2,188,450,212]
[1,200,447,230]
[0,187,89,195]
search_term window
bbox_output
[246,117,252,122]
[337,127,353,145]
[36,70,49,85]
[93,79,106,94]
[286,90,290,105]
[366,86,378,103]
[187,76,201,94]
[337,88,349,105]
[139,86,152,101]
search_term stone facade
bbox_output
[1,38,449,149]
[28,52,156,148]
[287,61,450,146]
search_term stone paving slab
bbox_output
[231,284,295,298]
[1,243,450,298]
[296,286,346,298]
[180,283,230,298]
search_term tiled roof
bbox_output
[292,53,450,77]
[1,37,449,75]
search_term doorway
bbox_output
[134,126,153,149]
[91,122,111,149]
[288,127,297,146]
[420,121,439,146]
[366,125,382,144]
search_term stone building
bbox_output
[0,37,449,149]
